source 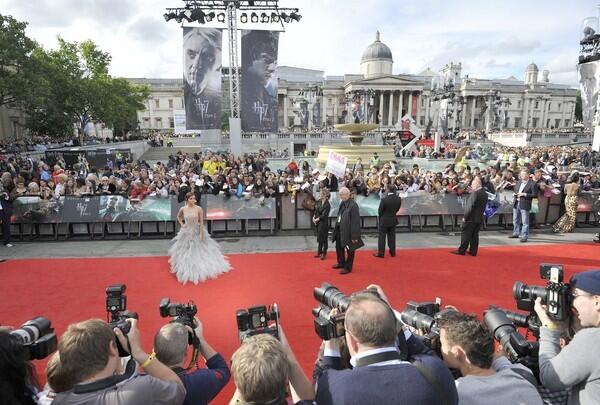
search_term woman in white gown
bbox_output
[169,192,231,284]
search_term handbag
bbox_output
[347,238,365,252]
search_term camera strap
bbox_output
[73,358,136,394]
[411,359,451,405]
[186,331,201,370]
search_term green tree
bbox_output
[0,14,37,107]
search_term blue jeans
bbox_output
[513,207,530,239]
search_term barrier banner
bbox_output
[205,195,276,220]
[12,196,65,223]
[183,27,222,130]
[241,30,279,133]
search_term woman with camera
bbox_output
[0,329,40,405]
[313,189,331,260]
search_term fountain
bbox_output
[315,122,397,169]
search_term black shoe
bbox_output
[320,254,327,260]
[520,238,528,243]
[314,254,321,258]
[450,250,465,256]
[468,251,477,256]
[508,235,519,239]
[373,253,384,258]
[389,252,396,257]
[340,268,352,275]
[332,264,344,269]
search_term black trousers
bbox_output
[335,238,355,271]
[317,240,328,255]
[1,210,11,245]
[377,224,396,256]
[458,222,481,255]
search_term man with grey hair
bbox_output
[154,317,230,405]
[331,187,362,274]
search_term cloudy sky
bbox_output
[2,0,598,86]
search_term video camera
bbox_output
[106,284,138,357]
[513,263,571,322]
[10,317,57,360]
[400,299,443,352]
[236,304,280,342]
[159,298,198,345]
[312,283,351,340]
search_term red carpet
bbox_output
[1,243,599,404]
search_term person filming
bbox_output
[534,270,600,404]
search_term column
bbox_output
[416,92,422,125]
[333,98,338,125]
[561,99,566,127]
[322,94,327,126]
[470,96,476,127]
[408,92,414,120]
[461,97,467,128]
[424,94,430,127]
[522,98,529,129]
[388,90,394,126]
[379,91,385,125]
[283,96,289,128]
[542,100,549,128]
[347,97,352,123]
[397,91,404,122]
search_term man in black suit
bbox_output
[511,169,537,243]
[374,184,402,258]
[331,187,362,275]
[452,176,488,256]
[314,285,458,405]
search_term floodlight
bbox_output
[260,13,270,23]
[271,12,280,22]
[250,12,259,23]
[163,12,177,22]
[190,9,206,23]
[280,12,290,23]
[240,13,248,23]
[205,12,215,22]
[217,13,226,22]
[290,11,301,22]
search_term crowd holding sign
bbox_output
[325,151,348,179]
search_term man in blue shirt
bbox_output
[154,317,230,405]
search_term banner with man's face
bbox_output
[182,27,222,130]
[578,60,600,128]
[241,30,279,133]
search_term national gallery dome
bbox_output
[360,31,393,78]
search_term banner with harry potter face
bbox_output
[241,30,279,133]
[183,27,222,130]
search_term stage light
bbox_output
[240,13,248,23]
[290,11,302,22]
[271,12,280,22]
[217,13,226,22]
[175,11,188,23]
[260,12,270,23]
[250,12,259,23]
[280,12,290,23]
[205,12,215,22]
[190,8,206,23]
[163,12,177,22]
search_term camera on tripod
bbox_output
[400,299,443,352]
[513,263,571,322]
[106,284,138,356]
[10,317,57,360]
[236,304,280,342]
[159,298,198,345]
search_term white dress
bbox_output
[168,210,231,284]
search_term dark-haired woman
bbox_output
[313,189,331,260]
[553,172,580,233]
[0,329,39,405]
[169,192,231,284]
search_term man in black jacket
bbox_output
[374,185,402,258]
[331,187,362,275]
[452,176,488,256]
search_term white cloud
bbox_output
[2,0,597,85]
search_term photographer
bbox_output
[0,328,40,405]
[229,327,315,405]
[314,286,458,405]
[534,270,600,404]
[437,310,543,405]
[154,317,230,405]
[52,318,185,405]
